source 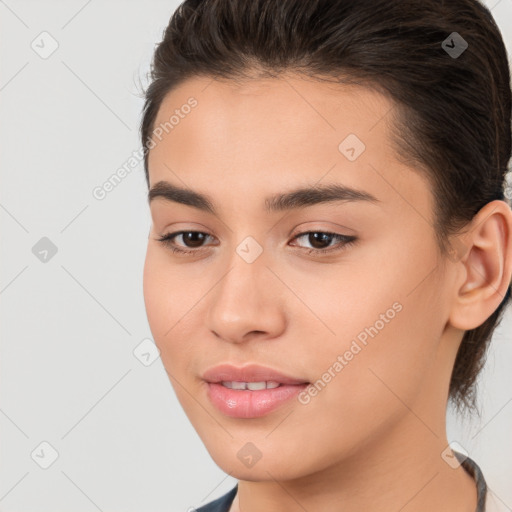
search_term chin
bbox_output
[203,440,314,482]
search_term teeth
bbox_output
[247,381,266,391]
[221,381,282,390]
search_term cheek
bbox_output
[142,245,186,356]
[142,245,205,373]
[292,302,437,463]
[142,247,167,335]
[143,245,190,328]
[295,242,442,416]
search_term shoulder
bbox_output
[194,485,238,512]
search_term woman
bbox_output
[140,0,512,510]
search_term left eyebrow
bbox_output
[148,180,380,215]
[265,182,380,212]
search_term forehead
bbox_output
[147,74,433,223]
[150,74,392,156]
[148,75,388,178]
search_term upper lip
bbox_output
[202,364,309,385]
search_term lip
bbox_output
[202,363,309,385]
[202,364,309,419]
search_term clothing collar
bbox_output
[456,451,487,512]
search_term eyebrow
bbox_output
[148,180,380,214]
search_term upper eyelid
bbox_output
[163,229,353,247]
[164,228,346,238]
[160,219,354,237]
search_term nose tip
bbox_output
[205,262,286,345]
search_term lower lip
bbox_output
[206,382,308,418]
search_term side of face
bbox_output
[142,74,457,480]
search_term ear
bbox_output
[449,200,512,331]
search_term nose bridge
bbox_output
[214,241,268,317]
[206,239,285,343]
[218,229,269,294]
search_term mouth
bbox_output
[202,363,310,418]
[219,380,282,390]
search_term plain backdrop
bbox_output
[1,1,511,511]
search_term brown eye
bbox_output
[306,232,335,249]
[156,231,214,254]
[179,232,208,248]
[291,231,357,255]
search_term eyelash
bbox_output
[155,230,357,256]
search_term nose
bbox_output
[206,254,287,345]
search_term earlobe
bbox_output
[449,200,512,331]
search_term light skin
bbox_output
[142,73,512,511]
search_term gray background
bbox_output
[1,1,511,511]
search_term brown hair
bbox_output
[140,0,511,411]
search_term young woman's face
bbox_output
[143,74,457,480]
